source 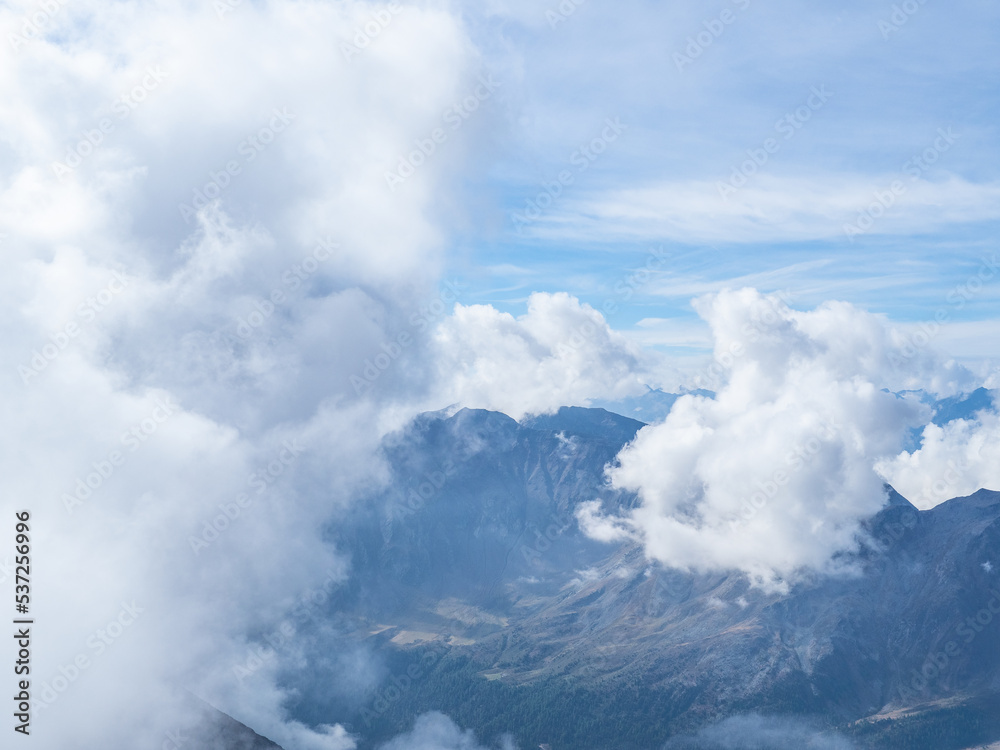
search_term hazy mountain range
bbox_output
[207,389,1000,749]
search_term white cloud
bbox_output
[876,405,1000,510]
[0,1,487,748]
[380,712,517,750]
[428,291,669,419]
[578,288,967,590]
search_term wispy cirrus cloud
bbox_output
[517,175,1000,245]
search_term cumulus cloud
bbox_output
[0,0,490,747]
[379,712,517,750]
[429,291,664,419]
[877,402,1000,509]
[663,714,855,750]
[578,288,966,590]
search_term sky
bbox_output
[445,0,1000,370]
[0,0,998,748]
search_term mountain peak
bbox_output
[520,405,646,444]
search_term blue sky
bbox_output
[440,0,1000,365]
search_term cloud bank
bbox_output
[578,288,973,590]
[663,714,855,750]
[0,0,489,747]
[877,404,1000,509]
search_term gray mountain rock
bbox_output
[292,405,1000,749]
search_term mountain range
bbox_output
[210,390,1000,749]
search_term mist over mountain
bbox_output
[591,387,713,425]
[8,0,1000,746]
[242,395,1000,750]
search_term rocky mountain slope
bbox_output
[276,398,1000,749]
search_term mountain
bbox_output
[183,698,287,750]
[324,406,645,618]
[197,711,285,750]
[931,387,996,425]
[281,405,1000,750]
[900,387,996,452]
[592,387,714,425]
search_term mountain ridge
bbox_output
[277,403,1000,749]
